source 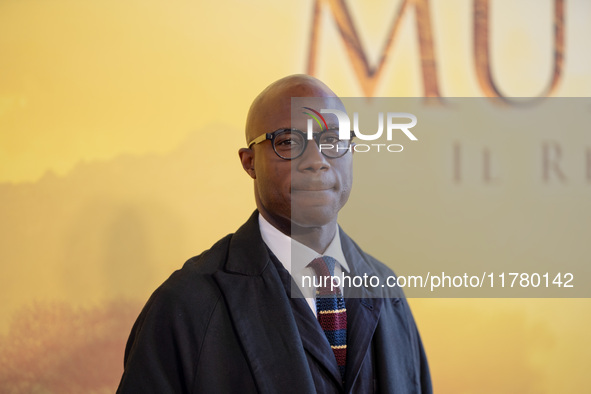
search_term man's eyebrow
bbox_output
[326,123,340,130]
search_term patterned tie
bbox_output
[308,256,347,382]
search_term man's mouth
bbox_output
[292,187,333,192]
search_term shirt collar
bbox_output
[258,213,350,276]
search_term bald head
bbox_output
[245,74,340,144]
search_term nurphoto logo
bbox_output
[303,107,418,153]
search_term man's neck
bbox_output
[290,223,337,254]
[258,211,337,254]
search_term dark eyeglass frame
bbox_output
[247,128,355,160]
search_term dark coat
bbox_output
[117,212,432,393]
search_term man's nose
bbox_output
[296,138,330,172]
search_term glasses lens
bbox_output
[319,130,351,158]
[273,130,305,159]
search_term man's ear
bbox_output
[238,148,256,179]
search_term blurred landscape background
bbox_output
[1,0,590,392]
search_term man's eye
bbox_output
[321,133,340,144]
[276,138,301,147]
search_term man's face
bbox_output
[247,93,353,233]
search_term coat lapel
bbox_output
[213,212,316,394]
[213,213,389,393]
[340,229,385,393]
[271,260,344,388]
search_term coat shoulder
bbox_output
[340,232,405,299]
[153,233,233,307]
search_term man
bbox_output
[117,75,431,393]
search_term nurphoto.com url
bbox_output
[301,272,574,293]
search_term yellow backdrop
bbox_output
[1,0,590,392]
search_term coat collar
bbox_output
[223,211,270,276]
[215,211,386,393]
[213,211,316,393]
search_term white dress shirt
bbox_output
[258,214,350,316]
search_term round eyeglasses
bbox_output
[247,128,354,160]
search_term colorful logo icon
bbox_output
[302,107,328,131]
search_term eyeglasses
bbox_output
[247,128,354,160]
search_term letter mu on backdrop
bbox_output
[306,0,565,104]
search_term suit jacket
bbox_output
[117,211,432,393]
